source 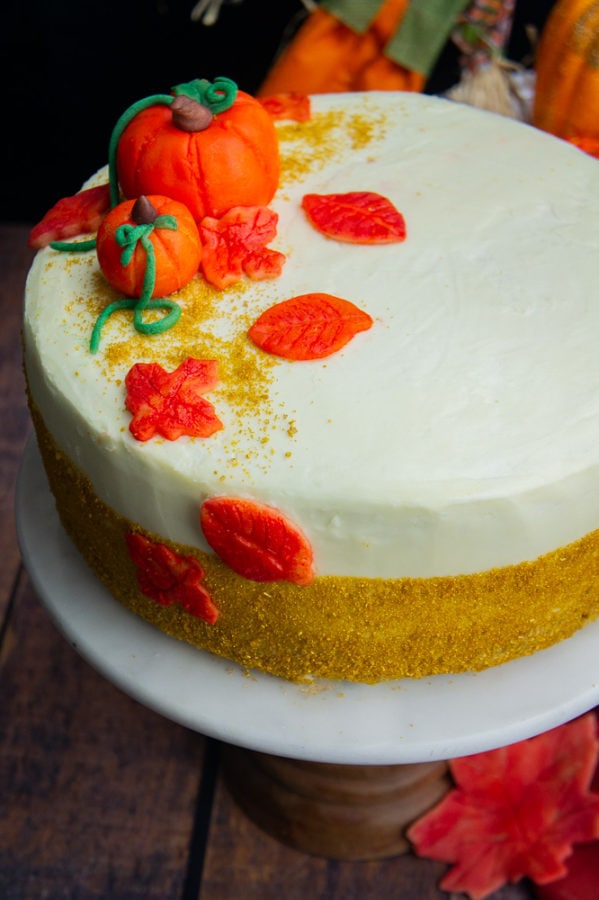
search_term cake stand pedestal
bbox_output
[16,439,599,860]
[221,746,450,859]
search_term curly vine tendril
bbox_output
[89,216,181,354]
[50,78,238,353]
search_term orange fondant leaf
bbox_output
[198,205,284,289]
[125,358,222,442]
[243,247,286,281]
[567,136,599,159]
[126,532,219,624]
[259,92,312,122]
[302,191,406,244]
[200,496,314,586]
[408,713,599,900]
[28,183,111,249]
[248,292,373,360]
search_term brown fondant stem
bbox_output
[170,95,214,132]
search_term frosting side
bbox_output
[23,92,599,578]
[31,406,599,683]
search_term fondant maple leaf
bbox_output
[125,357,223,442]
[126,531,219,624]
[198,205,285,289]
[408,713,599,900]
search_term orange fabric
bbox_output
[257,1,426,96]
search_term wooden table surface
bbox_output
[0,222,537,899]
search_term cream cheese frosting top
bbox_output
[24,91,599,578]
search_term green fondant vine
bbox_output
[49,77,238,353]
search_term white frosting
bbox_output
[24,92,599,578]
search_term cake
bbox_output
[23,80,599,683]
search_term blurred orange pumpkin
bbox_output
[97,195,202,298]
[116,90,280,222]
[532,0,599,142]
[258,0,425,96]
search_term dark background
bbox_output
[1,0,556,224]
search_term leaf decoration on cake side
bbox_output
[125,357,223,442]
[200,496,314,585]
[126,531,219,624]
[28,183,111,249]
[198,205,286,289]
[248,292,373,360]
[407,713,599,900]
[302,191,406,244]
[259,92,311,122]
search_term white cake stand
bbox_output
[15,438,599,859]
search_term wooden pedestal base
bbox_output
[222,745,451,860]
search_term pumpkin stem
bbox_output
[172,76,238,114]
[171,95,214,133]
[132,196,159,225]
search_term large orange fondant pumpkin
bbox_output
[532,0,599,141]
[117,84,280,222]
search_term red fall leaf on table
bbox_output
[407,713,599,900]
[125,357,223,442]
[126,531,219,624]
[534,710,599,900]
[259,92,312,122]
[248,292,373,360]
[200,496,314,586]
[198,205,286,289]
[28,183,111,249]
[302,191,407,244]
[534,841,599,900]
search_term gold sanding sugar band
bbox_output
[31,407,599,683]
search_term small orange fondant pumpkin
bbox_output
[532,0,599,142]
[96,195,202,298]
[116,90,280,222]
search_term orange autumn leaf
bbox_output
[408,713,599,900]
[302,191,406,244]
[200,496,314,586]
[259,92,312,121]
[28,183,111,249]
[198,205,285,289]
[567,135,599,159]
[248,292,374,360]
[126,531,219,624]
[125,358,222,442]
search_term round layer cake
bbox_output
[23,89,599,682]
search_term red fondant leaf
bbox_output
[259,92,311,122]
[126,532,219,624]
[302,191,406,244]
[408,713,599,900]
[125,357,223,442]
[243,247,286,281]
[567,136,599,160]
[248,292,373,360]
[28,183,111,249]
[198,205,284,289]
[200,496,314,586]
